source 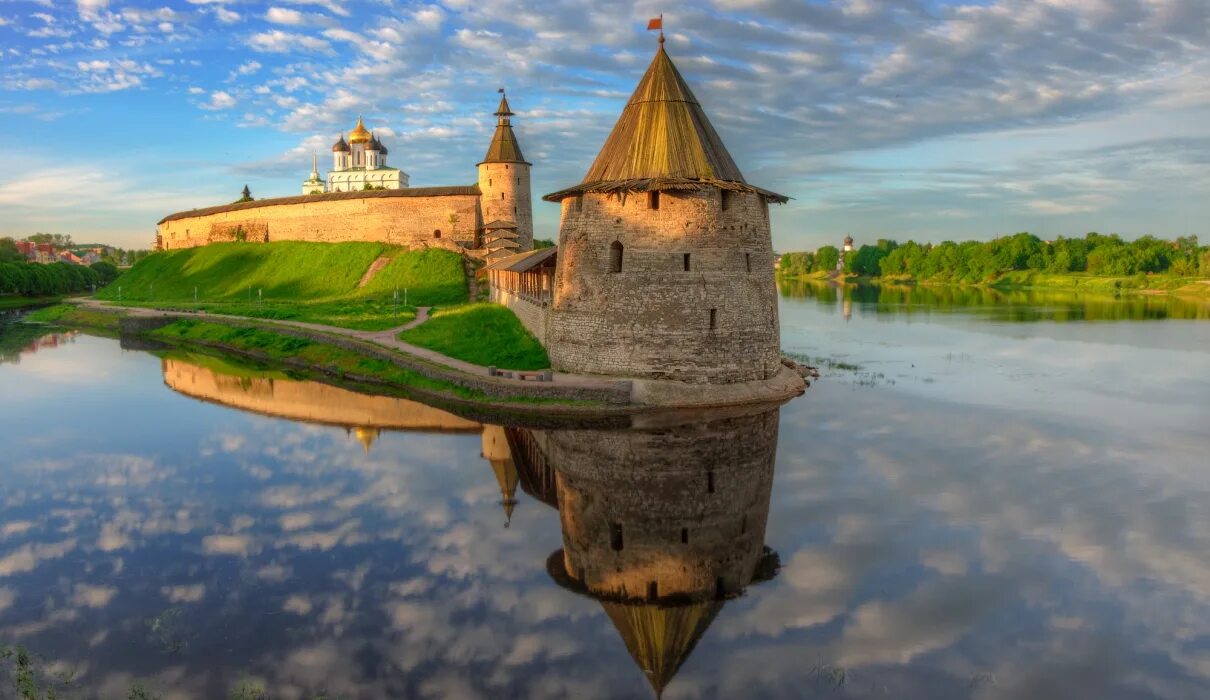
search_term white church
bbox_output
[302,115,410,195]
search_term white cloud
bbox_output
[280,0,348,17]
[202,533,254,555]
[237,60,262,75]
[249,29,331,54]
[161,584,206,603]
[71,583,118,608]
[75,0,109,20]
[266,7,304,25]
[188,86,205,94]
[213,6,240,23]
[202,90,237,110]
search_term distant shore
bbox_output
[778,271,1210,298]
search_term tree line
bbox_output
[0,238,120,296]
[779,233,1210,281]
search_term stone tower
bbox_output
[543,37,789,384]
[478,92,533,251]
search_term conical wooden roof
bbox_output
[544,44,787,203]
[602,600,723,698]
[481,93,528,165]
[586,45,742,184]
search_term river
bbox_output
[0,286,1208,699]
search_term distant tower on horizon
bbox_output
[838,234,854,271]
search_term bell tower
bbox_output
[477,91,533,251]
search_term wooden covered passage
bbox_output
[484,246,557,305]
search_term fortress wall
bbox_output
[158,192,482,251]
[489,285,548,344]
[548,189,781,384]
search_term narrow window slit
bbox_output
[681,528,689,544]
[709,308,717,330]
[648,191,660,210]
[610,522,624,551]
[683,253,691,271]
[707,471,715,493]
[610,241,623,273]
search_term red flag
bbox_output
[647,16,662,31]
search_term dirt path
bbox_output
[357,256,392,288]
[74,298,624,392]
[463,254,480,301]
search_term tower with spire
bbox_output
[301,153,325,195]
[543,27,789,384]
[478,90,534,253]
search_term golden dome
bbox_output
[348,115,372,144]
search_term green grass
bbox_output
[0,296,62,310]
[399,303,550,370]
[989,270,1210,295]
[149,319,572,405]
[23,303,120,330]
[94,242,467,328]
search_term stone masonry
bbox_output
[157,188,482,252]
[547,189,781,384]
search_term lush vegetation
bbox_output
[24,303,122,330]
[398,303,550,370]
[779,233,1210,286]
[0,261,108,297]
[151,319,567,404]
[534,238,556,249]
[94,242,467,330]
[779,277,1210,320]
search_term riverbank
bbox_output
[22,302,808,416]
[778,270,1210,298]
[0,295,64,311]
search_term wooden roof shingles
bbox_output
[544,45,787,204]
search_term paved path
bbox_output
[74,299,625,392]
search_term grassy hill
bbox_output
[96,242,467,330]
[399,303,550,370]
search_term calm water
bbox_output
[1,286,1209,699]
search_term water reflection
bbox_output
[3,319,1209,699]
[779,278,1210,321]
[513,411,781,696]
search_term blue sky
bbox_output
[0,0,1207,250]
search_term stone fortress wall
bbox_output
[547,189,781,384]
[157,188,482,252]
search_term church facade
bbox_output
[157,96,531,256]
[303,115,410,195]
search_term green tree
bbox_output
[814,245,840,272]
[0,237,23,263]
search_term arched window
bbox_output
[434,230,441,239]
[609,241,623,273]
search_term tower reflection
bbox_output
[511,409,782,697]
